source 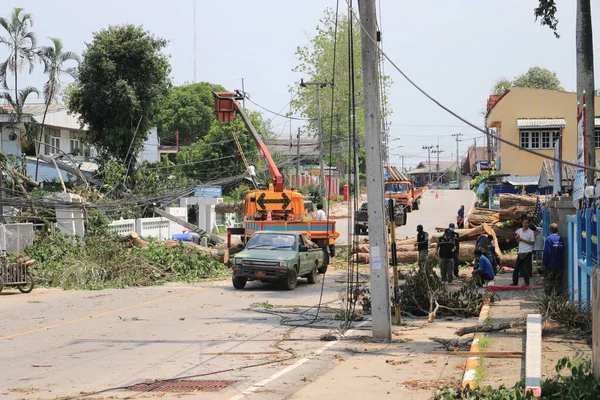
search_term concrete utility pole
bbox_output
[300,79,330,208]
[576,0,596,185]
[422,145,433,184]
[432,145,444,183]
[357,0,391,342]
[296,127,301,188]
[452,133,463,187]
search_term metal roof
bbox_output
[501,175,540,186]
[517,118,566,129]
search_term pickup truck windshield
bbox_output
[246,233,297,250]
[385,183,409,194]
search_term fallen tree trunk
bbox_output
[215,201,245,214]
[165,239,228,263]
[455,320,525,337]
[499,194,537,209]
[492,225,519,250]
[499,206,535,223]
[121,232,149,249]
[467,208,499,227]
[499,253,517,268]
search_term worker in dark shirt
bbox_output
[414,225,429,268]
[542,223,564,296]
[472,249,495,286]
[449,223,460,278]
[437,228,455,283]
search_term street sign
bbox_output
[194,185,222,197]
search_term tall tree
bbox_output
[292,8,391,168]
[492,67,563,95]
[534,0,595,185]
[156,82,226,146]
[67,25,171,165]
[34,37,80,179]
[175,110,273,188]
[0,8,36,113]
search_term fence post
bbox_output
[593,268,600,378]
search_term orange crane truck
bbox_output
[213,90,339,273]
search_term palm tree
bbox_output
[34,37,79,180]
[0,8,36,112]
[0,86,40,171]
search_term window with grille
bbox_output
[520,129,560,149]
[595,129,600,148]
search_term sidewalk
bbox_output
[289,315,478,399]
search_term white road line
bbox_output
[228,320,369,400]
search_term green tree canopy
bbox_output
[67,25,171,164]
[175,110,273,191]
[292,8,391,168]
[156,82,226,147]
[493,67,563,94]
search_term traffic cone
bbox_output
[266,210,272,221]
[435,190,439,199]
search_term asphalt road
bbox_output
[0,190,475,400]
[337,189,475,243]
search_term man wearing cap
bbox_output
[414,225,429,268]
[437,228,456,283]
[449,223,460,278]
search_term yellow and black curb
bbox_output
[461,303,490,389]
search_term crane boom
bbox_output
[213,91,284,192]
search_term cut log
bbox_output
[491,225,519,250]
[467,208,499,227]
[215,201,245,214]
[499,253,518,268]
[499,206,535,223]
[455,320,525,337]
[499,194,537,209]
[121,232,149,249]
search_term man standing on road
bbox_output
[414,225,429,268]
[315,204,326,221]
[542,223,564,296]
[512,216,535,286]
[457,205,465,229]
[437,228,455,283]
[449,223,460,278]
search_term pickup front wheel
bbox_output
[282,268,298,290]
[232,276,247,289]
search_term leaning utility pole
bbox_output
[576,0,596,185]
[358,0,391,342]
[422,145,433,184]
[300,79,330,209]
[452,133,463,187]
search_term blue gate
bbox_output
[567,209,594,303]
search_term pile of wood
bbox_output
[498,194,537,223]
[120,232,229,263]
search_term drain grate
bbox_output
[125,379,238,393]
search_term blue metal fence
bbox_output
[567,209,594,303]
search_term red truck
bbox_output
[384,166,426,212]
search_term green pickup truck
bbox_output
[231,231,324,290]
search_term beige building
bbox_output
[486,87,600,177]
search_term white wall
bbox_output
[0,126,22,156]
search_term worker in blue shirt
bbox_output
[472,248,495,286]
[542,223,564,296]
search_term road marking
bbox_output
[0,288,205,341]
[228,320,369,400]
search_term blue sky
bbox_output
[1,0,599,169]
